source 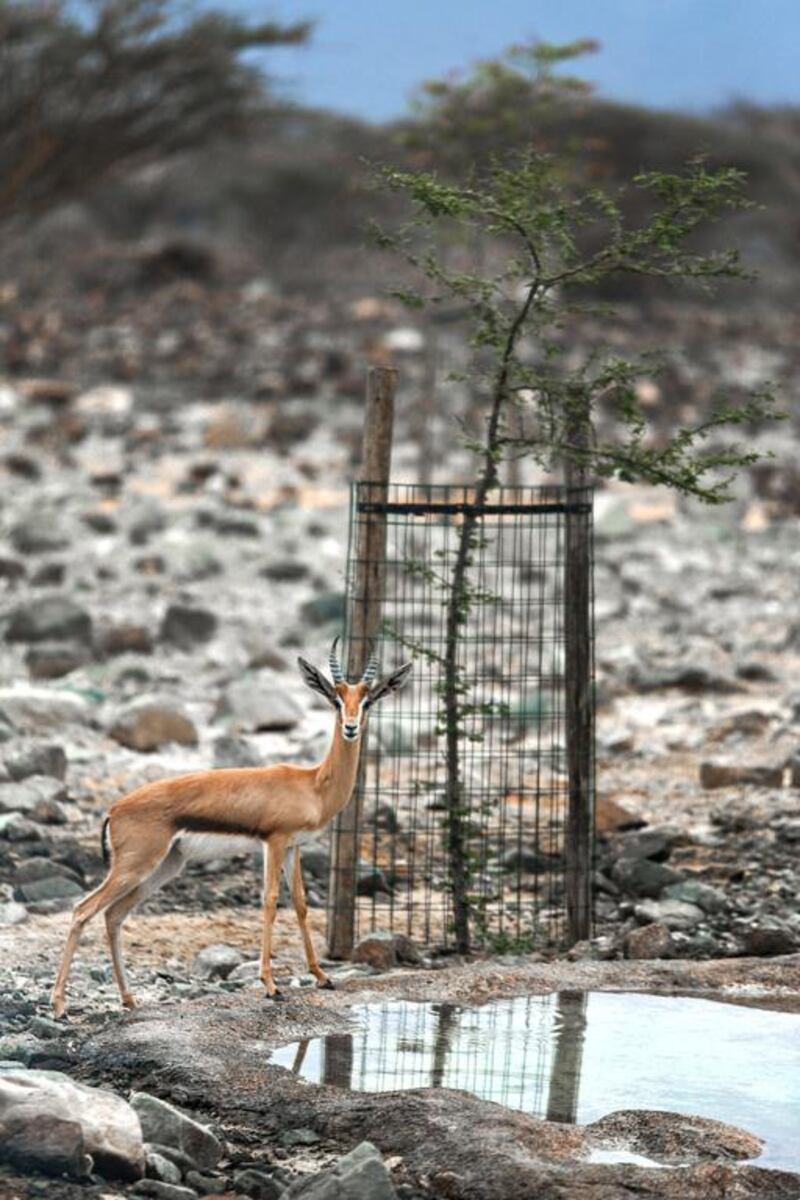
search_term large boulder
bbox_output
[0,1068,145,1179]
[110,698,198,752]
[129,1093,222,1171]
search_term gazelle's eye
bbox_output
[362,698,371,710]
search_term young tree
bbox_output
[376,132,782,952]
[0,0,310,223]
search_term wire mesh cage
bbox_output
[328,482,595,954]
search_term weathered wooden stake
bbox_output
[327,365,397,959]
[563,402,594,945]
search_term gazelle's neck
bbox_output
[314,716,362,822]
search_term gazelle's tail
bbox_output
[101,816,111,866]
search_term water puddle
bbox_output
[270,992,800,1171]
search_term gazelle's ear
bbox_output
[368,661,413,705]
[297,657,338,706]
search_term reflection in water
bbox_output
[270,992,800,1171]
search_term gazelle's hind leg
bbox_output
[288,846,333,990]
[261,834,289,999]
[51,829,171,1019]
[105,842,187,1010]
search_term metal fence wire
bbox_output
[329,482,595,954]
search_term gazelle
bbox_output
[51,642,412,1018]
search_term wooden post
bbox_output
[563,398,594,945]
[544,991,588,1122]
[327,365,397,959]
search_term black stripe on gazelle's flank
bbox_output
[176,813,266,839]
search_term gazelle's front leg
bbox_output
[261,834,289,999]
[291,846,334,990]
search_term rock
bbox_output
[10,512,69,555]
[32,795,69,825]
[28,1017,67,1040]
[634,898,704,930]
[191,944,246,981]
[96,622,155,657]
[0,686,90,731]
[18,874,83,903]
[287,1141,396,1199]
[279,1127,321,1148]
[700,760,785,789]
[160,605,218,650]
[740,922,798,957]
[0,813,41,841]
[212,735,261,768]
[5,596,92,644]
[0,1068,145,1179]
[629,663,743,694]
[0,774,67,815]
[4,742,67,780]
[0,556,26,582]
[216,675,303,733]
[623,923,675,960]
[146,1149,184,1185]
[74,384,133,431]
[15,858,82,885]
[234,1167,287,1199]
[129,1093,222,1171]
[356,867,392,897]
[612,828,673,862]
[110,698,198,751]
[131,1182,198,1200]
[300,592,346,627]
[662,880,726,913]
[186,1170,231,1195]
[501,847,561,874]
[0,901,28,926]
[610,858,683,899]
[26,642,90,679]
[0,1034,45,1065]
[588,1108,763,1165]
[300,843,331,882]
[260,561,309,583]
[351,931,420,970]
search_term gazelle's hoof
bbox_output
[318,977,336,991]
[51,995,67,1020]
[265,988,285,1002]
[121,993,137,1011]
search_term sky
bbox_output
[217,0,800,122]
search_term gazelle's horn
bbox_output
[329,637,344,684]
[361,649,379,685]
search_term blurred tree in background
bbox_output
[0,0,310,224]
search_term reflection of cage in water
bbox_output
[328,482,595,952]
[273,993,588,1122]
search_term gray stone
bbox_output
[280,1127,321,1147]
[612,828,673,862]
[0,1034,45,1065]
[18,874,83,903]
[0,774,67,814]
[110,698,198,751]
[146,1149,184,1185]
[300,592,346,627]
[300,844,331,881]
[351,930,420,970]
[0,901,28,926]
[234,1167,287,1199]
[212,735,261,768]
[0,812,41,841]
[623,923,675,960]
[0,687,90,732]
[14,858,81,884]
[634,898,705,930]
[610,858,683,899]
[0,1068,145,1180]
[10,512,69,555]
[32,795,69,825]
[287,1141,396,1200]
[132,1182,198,1200]
[29,1017,67,1040]
[588,1108,763,1165]
[662,880,726,913]
[5,596,92,644]
[4,742,67,780]
[191,943,246,981]
[130,1093,222,1171]
[629,664,743,695]
[186,1170,231,1195]
[160,605,218,650]
[216,674,303,733]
